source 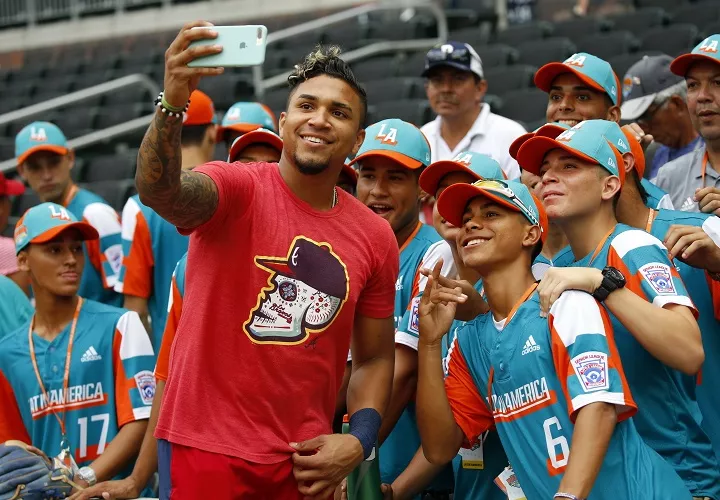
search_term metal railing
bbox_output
[0,74,160,173]
[252,0,449,98]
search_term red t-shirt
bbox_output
[155,162,398,463]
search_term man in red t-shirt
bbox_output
[128,22,397,500]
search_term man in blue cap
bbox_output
[420,41,526,180]
[15,121,123,306]
[0,202,155,491]
[517,119,720,499]
[352,118,455,498]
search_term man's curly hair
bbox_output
[287,45,367,127]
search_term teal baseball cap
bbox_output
[517,120,626,184]
[535,52,620,105]
[437,179,548,243]
[15,121,69,166]
[670,34,720,76]
[349,119,431,170]
[419,151,505,196]
[509,122,571,160]
[14,202,98,254]
[218,102,277,141]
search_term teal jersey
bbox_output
[0,276,33,341]
[531,246,575,279]
[441,279,507,500]
[65,188,123,306]
[0,300,156,474]
[116,195,189,349]
[446,290,691,500]
[381,224,454,489]
[650,209,720,463]
[642,178,672,210]
[572,223,720,497]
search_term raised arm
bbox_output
[136,21,223,229]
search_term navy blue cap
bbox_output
[422,41,484,79]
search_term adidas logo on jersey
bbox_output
[80,346,102,362]
[521,335,540,355]
[680,197,696,212]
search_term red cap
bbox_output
[183,90,217,126]
[0,173,25,196]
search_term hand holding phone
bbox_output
[187,25,268,68]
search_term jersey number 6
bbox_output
[543,416,569,475]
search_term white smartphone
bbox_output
[187,25,268,67]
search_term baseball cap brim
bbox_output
[349,151,424,170]
[517,136,602,176]
[509,123,568,160]
[670,53,720,76]
[28,222,98,247]
[228,130,283,162]
[422,61,477,77]
[256,259,296,278]
[17,145,69,166]
[1,178,25,196]
[534,63,607,95]
[620,94,656,121]
[217,123,263,142]
[419,161,482,195]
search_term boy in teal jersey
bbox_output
[15,122,123,306]
[416,177,691,500]
[418,151,508,500]
[534,51,673,210]
[518,120,720,498]
[352,119,454,497]
[0,203,154,490]
[0,274,33,340]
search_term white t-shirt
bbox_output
[421,103,526,180]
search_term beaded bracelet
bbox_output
[154,91,190,118]
[554,493,585,500]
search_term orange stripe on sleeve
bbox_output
[600,307,636,421]
[707,274,720,321]
[113,331,136,427]
[0,369,31,443]
[155,278,183,382]
[122,212,153,299]
[444,343,493,447]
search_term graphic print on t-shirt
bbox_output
[244,236,349,345]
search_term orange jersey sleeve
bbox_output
[155,274,183,382]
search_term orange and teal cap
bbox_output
[517,119,625,184]
[535,52,620,105]
[509,122,570,160]
[350,119,431,170]
[419,151,505,195]
[670,34,720,76]
[15,202,98,254]
[437,179,548,243]
[217,102,277,141]
[227,128,283,162]
[15,121,69,166]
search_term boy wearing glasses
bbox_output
[415,177,692,499]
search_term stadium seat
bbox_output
[13,64,46,81]
[0,137,15,160]
[262,88,290,113]
[13,190,41,217]
[485,65,537,93]
[84,153,136,182]
[197,75,251,110]
[635,0,688,11]
[517,38,576,67]
[80,179,135,212]
[370,99,432,126]
[483,94,504,114]
[398,51,429,77]
[364,77,420,104]
[640,24,699,57]
[367,19,421,41]
[552,17,608,43]
[495,21,554,45]
[53,106,97,138]
[608,51,664,79]
[604,7,667,35]
[2,216,18,237]
[703,21,720,37]
[497,88,547,124]
[475,44,519,68]
[351,56,399,82]
[671,1,720,28]
[576,31,640,61]
[323,22,368,49]
[448,26,492,48]
[104,86,152,106]
[95,104,143,129]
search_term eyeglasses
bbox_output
[637,96,670,126]
[473,179,541,229]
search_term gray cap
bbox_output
[620,54,684,120]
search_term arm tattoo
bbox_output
[136,109,218,229]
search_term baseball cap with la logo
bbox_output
[349,119,431,170]
[420,150,506,195]
[15,121,69,166]
[534,52,620,105]
[670,34,720,76]
[15,202,98,254]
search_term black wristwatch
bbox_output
[592,266,626,302]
